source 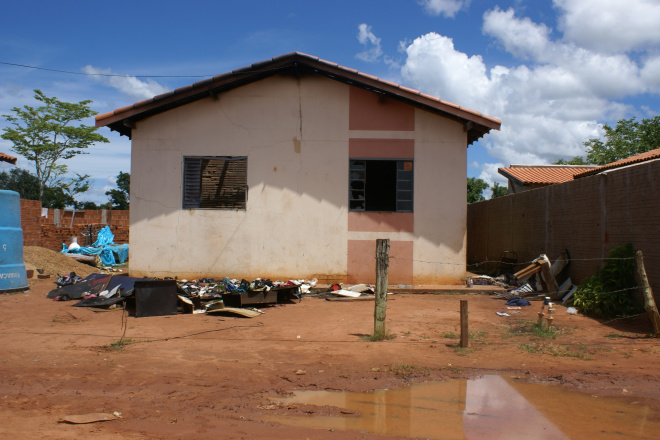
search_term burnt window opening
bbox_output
[349,159,413,212]
[183,156,247,209]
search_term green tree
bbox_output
[490,182,508,199]
[553,156,589,165]
[42,185,76,209]
[0,168,41,200]
[467,177,489,203]
[105,171,130,210]
[585,116,660,165]
[1,89,109,202]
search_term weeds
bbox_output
[51,312,83,324]
[453,345,476,356]
[388,364,430,379]
[441,331,459,339]
[569,243,642,319]
[442,365,463,374]
[517,342,600,359]
[469,330,488,341]
[105,338,135,351]
[362,330,396,342]
[503,320,564,339]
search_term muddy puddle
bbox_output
[267,375,660,439]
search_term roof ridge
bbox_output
[95,53,501,143]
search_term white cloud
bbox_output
[555,0,660,52]
[356,24,383,62]
[420,0,470,18]
[399,3,660,169]
[82,65,170,100]
[482,8,550,59]
[482,7,656,98]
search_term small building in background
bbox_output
[498,164,597,194]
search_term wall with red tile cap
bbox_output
[468,160,660,305]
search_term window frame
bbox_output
[348,158,414,213]
[182,156,248,210]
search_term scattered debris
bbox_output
[60,226,128,267]
[44,272,317,318]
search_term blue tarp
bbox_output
[61,226,128,266]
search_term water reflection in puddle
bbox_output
[268,375,660,439]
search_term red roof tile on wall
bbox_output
[498,165,598,185]
[573,148,660,179]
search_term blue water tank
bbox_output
[0,190,28,292]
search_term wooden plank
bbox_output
[374,239,390,339]
[635,251,660,337]
[460,300,469,348]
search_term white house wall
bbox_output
[128,74,468,285]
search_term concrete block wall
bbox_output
[467,159,660,304]
[19,199,129,251]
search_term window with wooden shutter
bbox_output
[182,156,247,209]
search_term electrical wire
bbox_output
[0,61,213,78]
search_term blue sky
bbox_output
[1,0,659,203]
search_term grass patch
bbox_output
[362,330,396,342]
[517,342,597,359]
[503,320,565,339]
[442,330,487,341]
[469,330,488,341]
[104,338,135,351]
[51,313,84,324]
[388,364,430,379]
[452,345,477,356]
[442,365,463,374]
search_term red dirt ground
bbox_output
[1,278,659,439]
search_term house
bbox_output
[95,53,500,285]
[498,164,598,193]
[0,152,17,165]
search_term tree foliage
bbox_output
[569,244,642,319]
[0,168,40,200]
[490,182,508,199]
[585,116,660,165]
[105,171,130,210]
[553,156,589,165]
[0,167,78,208]
[467,177,489,203]
[1,89,109,202]
[555,116,660,165]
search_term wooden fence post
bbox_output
[635,250,660,337]
[460,300,469,348]
[374,239,390,339]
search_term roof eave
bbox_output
[96,53,501,143]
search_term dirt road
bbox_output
[1,279,659,439]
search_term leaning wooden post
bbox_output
[374,239,390,339]
[460,300,469,348]
[635,250,660,337]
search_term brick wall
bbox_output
[467,159,660,304]
[19,199,129,251]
